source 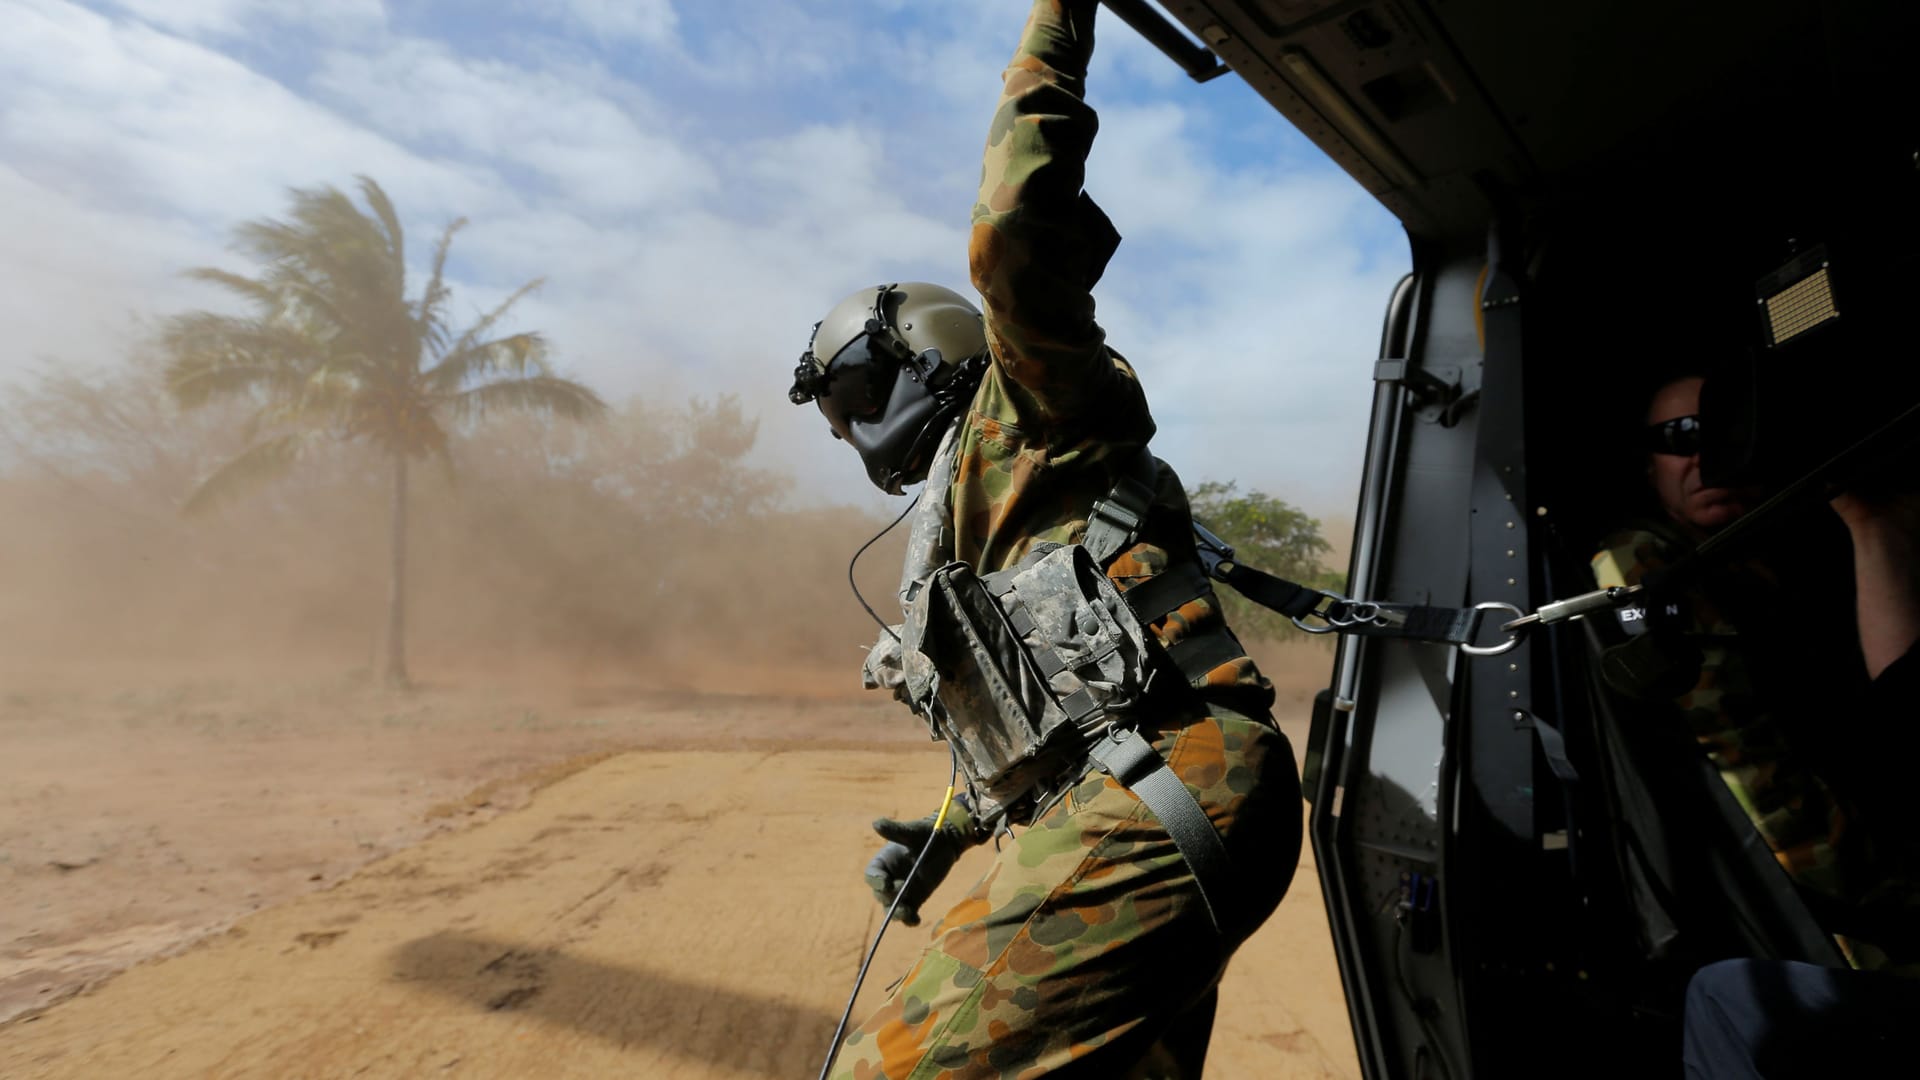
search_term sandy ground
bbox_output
[0,650,1355,1078]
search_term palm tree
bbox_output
[163,176,606,687]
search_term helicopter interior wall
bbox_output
[1519,24,1920,944]
[1447,161,1901,1066]
[1324,190,1899,1073]
[1312,252,1485,1080]
[1213,0,1920,1074]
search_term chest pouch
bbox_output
[900,542,1155,818]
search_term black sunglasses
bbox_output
[1645,414,1702,457]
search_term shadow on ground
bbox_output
[391,931,842,1076]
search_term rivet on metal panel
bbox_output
[1505,521,1516,530]
[1506,549,1516,557]
[1508,690,1519,699]
[1506,578,1516,586]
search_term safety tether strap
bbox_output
[1083,448,1159,566]
[1084,449,1246,681]
[1086,726,1236,936]
[1120,560,1210,624]
[1213,557,1485,645]
[1068,448,1238,936]
[1084,444,1513,653]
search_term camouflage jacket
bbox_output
[955,0,1272,716]
[1590,526,1900,962]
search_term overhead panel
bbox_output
[1157,0,1528,239]
[1155,1,1827,239]
[1438,0,1808,185]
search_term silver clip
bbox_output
[1459,601,1527,656]
[1500,585,1643,633]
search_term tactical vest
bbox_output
[884,422,1248,934]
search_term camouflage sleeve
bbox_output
[969,0,1125,425]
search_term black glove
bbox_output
[863,799,976,927]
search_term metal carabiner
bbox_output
[1459,601,1527,656]
[1290,592,1345,635]
[1329,600,1384,628]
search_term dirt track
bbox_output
[0,670,1356,1078]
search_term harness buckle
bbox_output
[1191,519,1237,580]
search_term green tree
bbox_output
[1187,481,1344,642]
[162,177,606,686]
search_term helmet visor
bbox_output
[814,334,897,441]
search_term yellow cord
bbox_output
[930,782,957,831]
[816,755,963,1080]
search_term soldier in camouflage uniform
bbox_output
[1674,461,1920,1074]
[1592,522,1860,912]
[789,2,1302,1075]
[1594,373,1914,969]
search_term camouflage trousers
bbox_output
[832,709,1302,1079]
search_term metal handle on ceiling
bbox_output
[1099,0,1231,83]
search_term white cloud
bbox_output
[1,1,497,222]
[0,1,498,372]
[1079,102,1408,507]
[312,38,711,213]
[546,0,677,46]
[0,162,212,371]
[101,0,385,38]
[0,0,1408,517]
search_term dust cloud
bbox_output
[0,350,905,697]
[0,347,1351,1067]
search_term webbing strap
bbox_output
[1083,452,1251,686]
[1086,727,1234,936]
[1166,628,1247,683]
[1530,710,1580,787]
[1085,445,1496,650]
[1084,449,1158,566]
[1214,561,1323,619]
[1210,554,1491,647]
[1120,560,1212,624]
[1329,599,1482,646]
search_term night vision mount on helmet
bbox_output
[789,282,990,495]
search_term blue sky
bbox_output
[0,0,1409,516]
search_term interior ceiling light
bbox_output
[1278,48,1421,190]
[1759,255,1839,346]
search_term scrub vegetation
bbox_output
[1190,481,1344,641]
